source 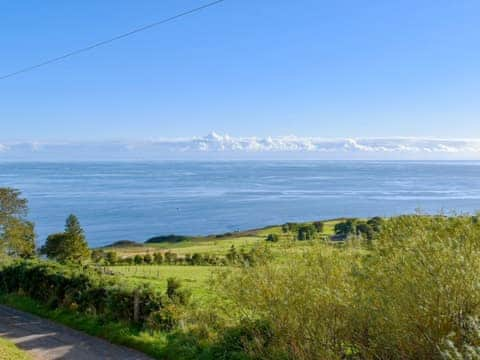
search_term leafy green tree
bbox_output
[0,188,27,225]
[41,215,90,263]
[153,252,163,264]
[144,253,153,264]
[91,249,105,263]
[313,221,325,233]
[41,233,67,259]
[297,224,317,240]
[164,251,178,264]
[266,233,279,242]
[282,222,298,233]
[191,253,202,265]
[134,254,143,264]
[0,188,36,258]
[2,218,35,258]
[62,214,90,263]
[355,221,374,240]
[367,216,384,233]
[334,219,358,236]
[105,251,118,265]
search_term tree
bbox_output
[2,218,35,258]
[105,251,118,265]
[0,188,28,226]
[62,214,90,263]
[91,249,105,263]
[164,251,178,264]
[297,224,317,240]
[266,233,279,242]
[41,215,90,263]
[334,219,358,236]
[144,253,153,264]
[282,222,298,233]
[41,233,67,259]
[153,252,163,264]
[0,188,36,258]
[191,253,202,265]
[367,217,384,233]
[134,254,143,264]
[356,222,374,241]
[313,221,325,233]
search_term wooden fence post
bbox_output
[133,288,140,323]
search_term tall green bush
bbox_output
[214,215,480,359]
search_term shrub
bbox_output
[297,224,316,240]
[214,215,480,359]
[266,234,279,242]
[143,253,153,264]
[153,252,163,264]
[105,251,117,265]
[0,261,167,327]
[313,221,324,233]
[281,223,298,233]
[134,254,143,264]
[334,218,358,236]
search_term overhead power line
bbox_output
[0,0,226,80]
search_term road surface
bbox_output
[0,305,153,360]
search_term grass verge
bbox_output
[0,337,31,360]
[0,294,172,359]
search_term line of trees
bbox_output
[93,244,270,267]
[1,187,91,264]
[281,221,325,240]
[334,217,384,241]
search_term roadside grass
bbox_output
[0,338,31,360]
[0,294,174,359]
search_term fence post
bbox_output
[133,288,140,323]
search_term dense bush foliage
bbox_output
[266,233,279,242]
[214,215,480,359]
[334,217,384,241]
[0,261,189,330]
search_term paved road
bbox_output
[0,305,153,360]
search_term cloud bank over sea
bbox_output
[1,132,480,160]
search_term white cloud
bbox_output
[1,133,480,160]
[139,133,480,154]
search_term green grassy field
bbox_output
[109,265,217,300]
[106,220,342,258]
[0,338,30,360]
[101,219,346,305]
[103,220,344,301]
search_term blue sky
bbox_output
[1,1,480,159]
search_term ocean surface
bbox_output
[1,161,480,248]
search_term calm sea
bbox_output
[1,161,480,247]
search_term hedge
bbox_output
[0,261,173,328]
